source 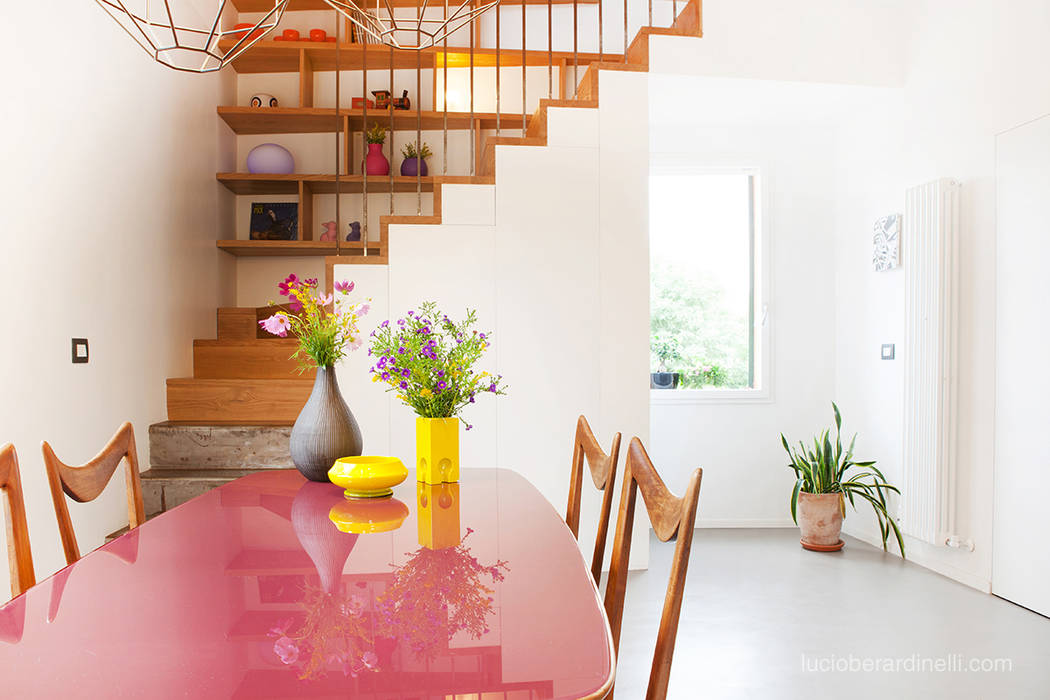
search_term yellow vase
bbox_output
[417,482,461,549]
[415,417,460,484]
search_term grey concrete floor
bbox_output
[610,529,1050,699]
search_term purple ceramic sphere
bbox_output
[246,143,295,174]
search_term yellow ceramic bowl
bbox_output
[329,497,410,534]
[328,455,408,499]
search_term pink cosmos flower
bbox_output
[334,280,355,294]
[273,636,299,665]
[361,651,379,669]
[357,303,371,316]
[278,273,300,297]
[316,292,334,306]
[259,314,291,337]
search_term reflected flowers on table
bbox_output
[267,582,380,680]
[376,528,509,658]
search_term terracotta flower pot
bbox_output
[797,491,844,551]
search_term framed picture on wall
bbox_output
[250,202,298,241]
[873,213,901,271]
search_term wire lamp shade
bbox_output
[323,0,499,51]
[94,0,290,73]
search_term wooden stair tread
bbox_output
[166,378,313,423]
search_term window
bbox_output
[650,169,766,399]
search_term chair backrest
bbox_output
[42,422,145,565]
[565,415,621,583]
[0,444,35,598]
[604,437,702,700]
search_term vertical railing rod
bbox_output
[443,0,448,175]
[389,42,394,217]
[361,21,368,253]
[469,0,475,176]
[547,0,552,99]
[416,7,422,216]
[648,0,652,28]
[598,0,604,61]
[521,2,526,136]
[672,0,678,24]
[496,5,501,137]
[623,0,628,62]
[572,0,578,97]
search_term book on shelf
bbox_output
[250,202,299,241]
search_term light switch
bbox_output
[881,343,895,360]
[72,338,89,364]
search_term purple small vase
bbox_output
[400,157,428,177]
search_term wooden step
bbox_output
[193,339,311,380]
[166,378,313,423]
[480,136,546,177]
[217,307,257,340]
[139,469,259,516]
[149,422,294,470]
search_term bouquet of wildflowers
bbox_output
[259,274,370,371]
[368,302,507,429]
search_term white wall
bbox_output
[0,3,233,585]
[833,0,1050,591]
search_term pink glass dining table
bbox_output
[0,468,614,699]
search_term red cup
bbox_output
[309,29,326,42]
[282,29,300,41]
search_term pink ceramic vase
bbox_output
[364,143,389,176]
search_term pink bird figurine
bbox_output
[319,221,337,241]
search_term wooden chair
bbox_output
[603,437,703,700]
[42,422,145,565]
[565,415,621,584]
[0,444,35,598]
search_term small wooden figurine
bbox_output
[347,221,362,242]
[319,221,337,241]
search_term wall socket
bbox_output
[881,343,895,360]
[71,338,89,364]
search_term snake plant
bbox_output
[780,403,906,556]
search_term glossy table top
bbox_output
[0,469,613,699]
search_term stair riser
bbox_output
[143,477,241,516]
[166,379,312,423]
[193,342,313,380]
[150,424,295,470]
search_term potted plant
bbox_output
[364,123,389,176]
[650,335,682,389]
[368,302,507,484]
[780,403,905,555]
[259,275,370,481]
[400,141,432,177]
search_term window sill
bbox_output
[649,389,772,406]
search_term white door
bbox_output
[993,114,1050,616]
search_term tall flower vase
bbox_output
[290,366,363,482]
[364,143,389,176]
[415,417,459,484]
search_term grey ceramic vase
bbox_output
[290,366,363,482]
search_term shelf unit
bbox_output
[219,106,530,134]
[232,0,596,9]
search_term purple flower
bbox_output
[469,394,476,403]
[402,368,411,377]
[435,369,444,378]
[398,346,407,355]
[407,310,414,316]
[381,371,391,381]
[436,380,447,390]
[399,381,408,389]
[480,333,487,340]
[488,383,497,392]
[397,318,406,326]
[377,357,388,369]
[381,320,389,327]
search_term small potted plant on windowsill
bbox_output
[400,141,432,177]
[364,123,389,176]
[780,403,905,556]
[650,335,682,389]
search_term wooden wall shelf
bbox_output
[217,173,439,195]
[232,0,596,10]
[216,240,383,257]
[221,40,620,74]
[219,106,531,134]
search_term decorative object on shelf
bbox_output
[347,221,362,242]
[368,302,507,484]
[363,123,389,176]
[329,495,410,533]
[281,29,300,41]
[400,142,432,177]
[351,97,376,110]
[260,275,370,481]
[328,456,408,498]
[323,0,498,51]
[417,482,461,550]
[375,530,508,660]
[250,93,279,108]
[95,0,289,73]
[250,202,298,241]
[246,142,295,174]
[392,90,411,110]
[780,402,905,555]
[319,221,338,242]
[650,335,681,389]
[309,29,327,42]
[372,90,391,109]
[873,213,901,271]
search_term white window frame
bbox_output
[648,163,773,406]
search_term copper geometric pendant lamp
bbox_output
[94,0,290,73]
[322,0,499,51]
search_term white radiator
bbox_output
[901,178,961,546]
